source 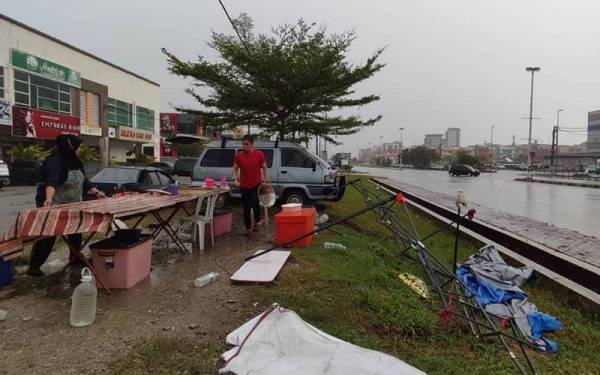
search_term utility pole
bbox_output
[380,135,384,166]
[554,109,563,175]
[398,127,404,169]
[525,66,541,179]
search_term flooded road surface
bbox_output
[357,167,600,238]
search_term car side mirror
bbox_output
[312,162,317,172]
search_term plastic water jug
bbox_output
[70,268,97,327]
[194,272,219,288]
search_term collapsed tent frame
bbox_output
[247,178,539,374]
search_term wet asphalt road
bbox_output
[0,185,37,234]
[357,167,600,238]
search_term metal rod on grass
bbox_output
[452,205,461,275]
[245,194,398,262]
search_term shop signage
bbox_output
[11,48,81,88]
[160,112,178,134]
[118,126,153,142]
[12,106,79,139]
[0,98,11,126]
[108,127,116,138]
[80,125,102,137]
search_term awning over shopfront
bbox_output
[164,133,210,144]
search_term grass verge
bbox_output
[251,175,600,374]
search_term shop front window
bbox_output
[13,70,72,115]
[108,97,133,127]
[136,105,154,132]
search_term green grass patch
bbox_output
[251,176,600,374]
[109,336,220,375]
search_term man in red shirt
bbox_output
[232,135,270,234]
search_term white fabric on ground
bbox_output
[220,304,426,375]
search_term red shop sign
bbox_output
[12,106,79,139]
[160,112,178,134]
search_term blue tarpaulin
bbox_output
[456,265,527,305]
[457,246,562,352]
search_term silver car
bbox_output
[0,160,10,186]
[192,140,345,205]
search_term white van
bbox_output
[192,139,345,205]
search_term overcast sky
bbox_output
[3,0,600,155]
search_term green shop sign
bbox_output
[11,48,81,88]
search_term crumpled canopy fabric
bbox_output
[461,245,533,291]
[459,245,561,352]
[220,304,426,375]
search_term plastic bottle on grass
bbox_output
[324,242,346,250]
[70,268,97,327]
[194,272,219,288]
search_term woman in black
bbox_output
[27,134,106,279]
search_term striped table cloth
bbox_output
[0,192,209,258]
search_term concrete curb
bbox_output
[371,177,600,305]
[515,177,600,189]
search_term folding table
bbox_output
[1,190,220,293]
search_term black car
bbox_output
[90,166,175,196]
[449,164,480,176]
[173,158,198,177]
[9,160,43,185]
[148,161,175,175]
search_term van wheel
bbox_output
[214,193,229,209]
[282,189,308,205]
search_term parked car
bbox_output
[90,166,175,196]
[192,140,345,206]
[480,163,498,173]
[585,165,600,177]
[0,160,10,186]
[173,158,199,177]
[449,164,480,176]
[9,160,42,185]
[149,161,175,175]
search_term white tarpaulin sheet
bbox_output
[220,304,426,375]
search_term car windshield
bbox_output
[91,168,140,183]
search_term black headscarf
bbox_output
[55,134,83,170]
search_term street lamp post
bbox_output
[554,109,563,175]
[490,124,494,161]
[525,66,541,179]
[398,127,404,169]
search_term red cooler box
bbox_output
[90,235,152,289]
[275,207,316,247]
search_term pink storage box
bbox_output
[90,235,152,289]
[212,211,233,237]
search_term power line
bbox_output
[217,0,252,54]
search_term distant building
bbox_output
[445,128,461,148]
[588,111,600,152]
[543,152,600,171]
[495,145,518,160]
[424,134,444,149]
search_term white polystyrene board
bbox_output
[230,249,291,283]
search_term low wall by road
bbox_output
[372,177,600,301]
